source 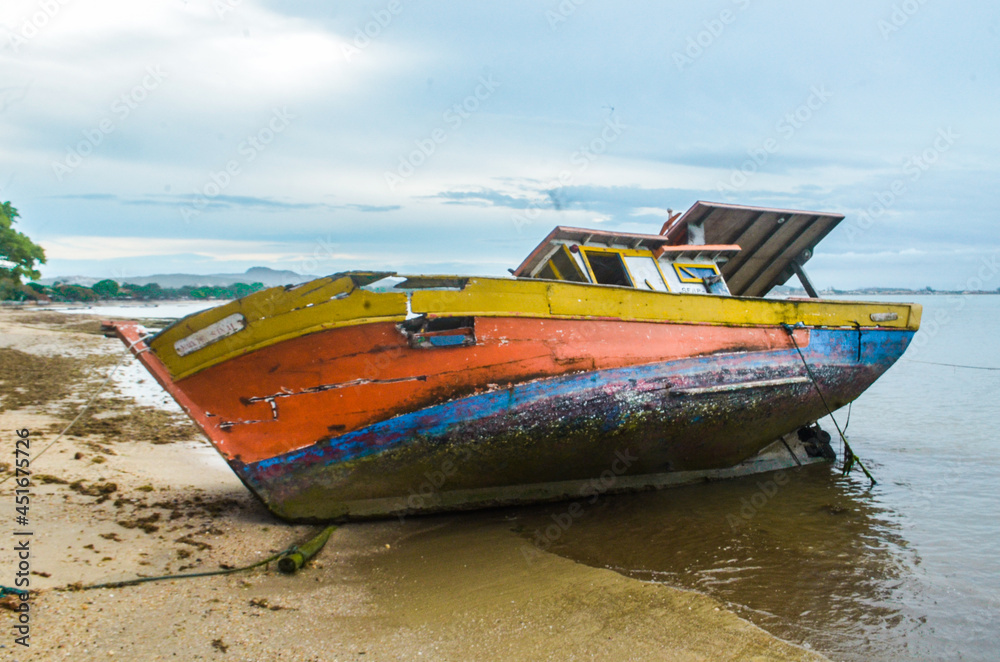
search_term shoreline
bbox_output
[0,308,825,660]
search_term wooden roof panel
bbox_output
[669,202,844,297]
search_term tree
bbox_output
[53,284,98,302]
[92,279,120,298]
[1,201,46,284]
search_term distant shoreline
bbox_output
[778,289,1000,296]
[0,298,229,307]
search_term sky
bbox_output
[1,0,998,290]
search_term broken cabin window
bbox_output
[548,246,587,282]
[536,262,558,280]
[584,250,632,287]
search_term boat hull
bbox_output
[236,326,911,520]
[106,302,915,521]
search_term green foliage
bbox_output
[233,281,265,298]
[185,282,266,299]
[1,201,46,285]
[5,268,268,302]
[53,283,99,301]
[122,282,162,299]
[0,279,27,301]
[117,281,265,300]
[92,279,120,298]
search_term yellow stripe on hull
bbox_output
[150,274,922,381]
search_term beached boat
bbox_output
[104,202,921,521]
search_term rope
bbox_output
[64,525,336,591]
[0,334,151,486]
[68,549,288,591]
[779,437,803,466]
[782,323,876,486]
[904,359,1000,371]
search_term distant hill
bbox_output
[39,267,315,289]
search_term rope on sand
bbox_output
[64,526,337,591]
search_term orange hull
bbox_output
[157,318,808,465]
[102,267,920,522]
[105,316,915,521]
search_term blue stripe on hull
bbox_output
[237,327,914,518]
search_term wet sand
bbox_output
[0,308,824,661]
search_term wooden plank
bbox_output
[717,212,784,290]
[726,214,820,295]
[704,209,765,247]
[740,216,836,297]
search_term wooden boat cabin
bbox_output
[513,201,845,299]
[513,226,739,296]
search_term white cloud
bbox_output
[2,1,998,287]
[42,235,297,261]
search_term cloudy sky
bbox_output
[1,0,997,289]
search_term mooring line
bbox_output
[782,323,876,486]
[63,526,336,591]
[903,359,1000,371]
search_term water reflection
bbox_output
[514,464,923,661]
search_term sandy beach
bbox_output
[0,307,824,661]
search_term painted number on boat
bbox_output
[174,313,247,356]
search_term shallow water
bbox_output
[514,295,1000,661]
[44,300,222,320]
[91,293,1000,659]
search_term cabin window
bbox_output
[532,245,588,282]
[536,262,558,280]
[673,263,720,283]
[584,250,632,287]
[623,256,668,291]
[549,245,588,282]
[668,262,729,294]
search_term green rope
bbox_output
[782,323,876,486]
[1,585,26,598]
[62,526,335,592]
[69,551,286,592]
